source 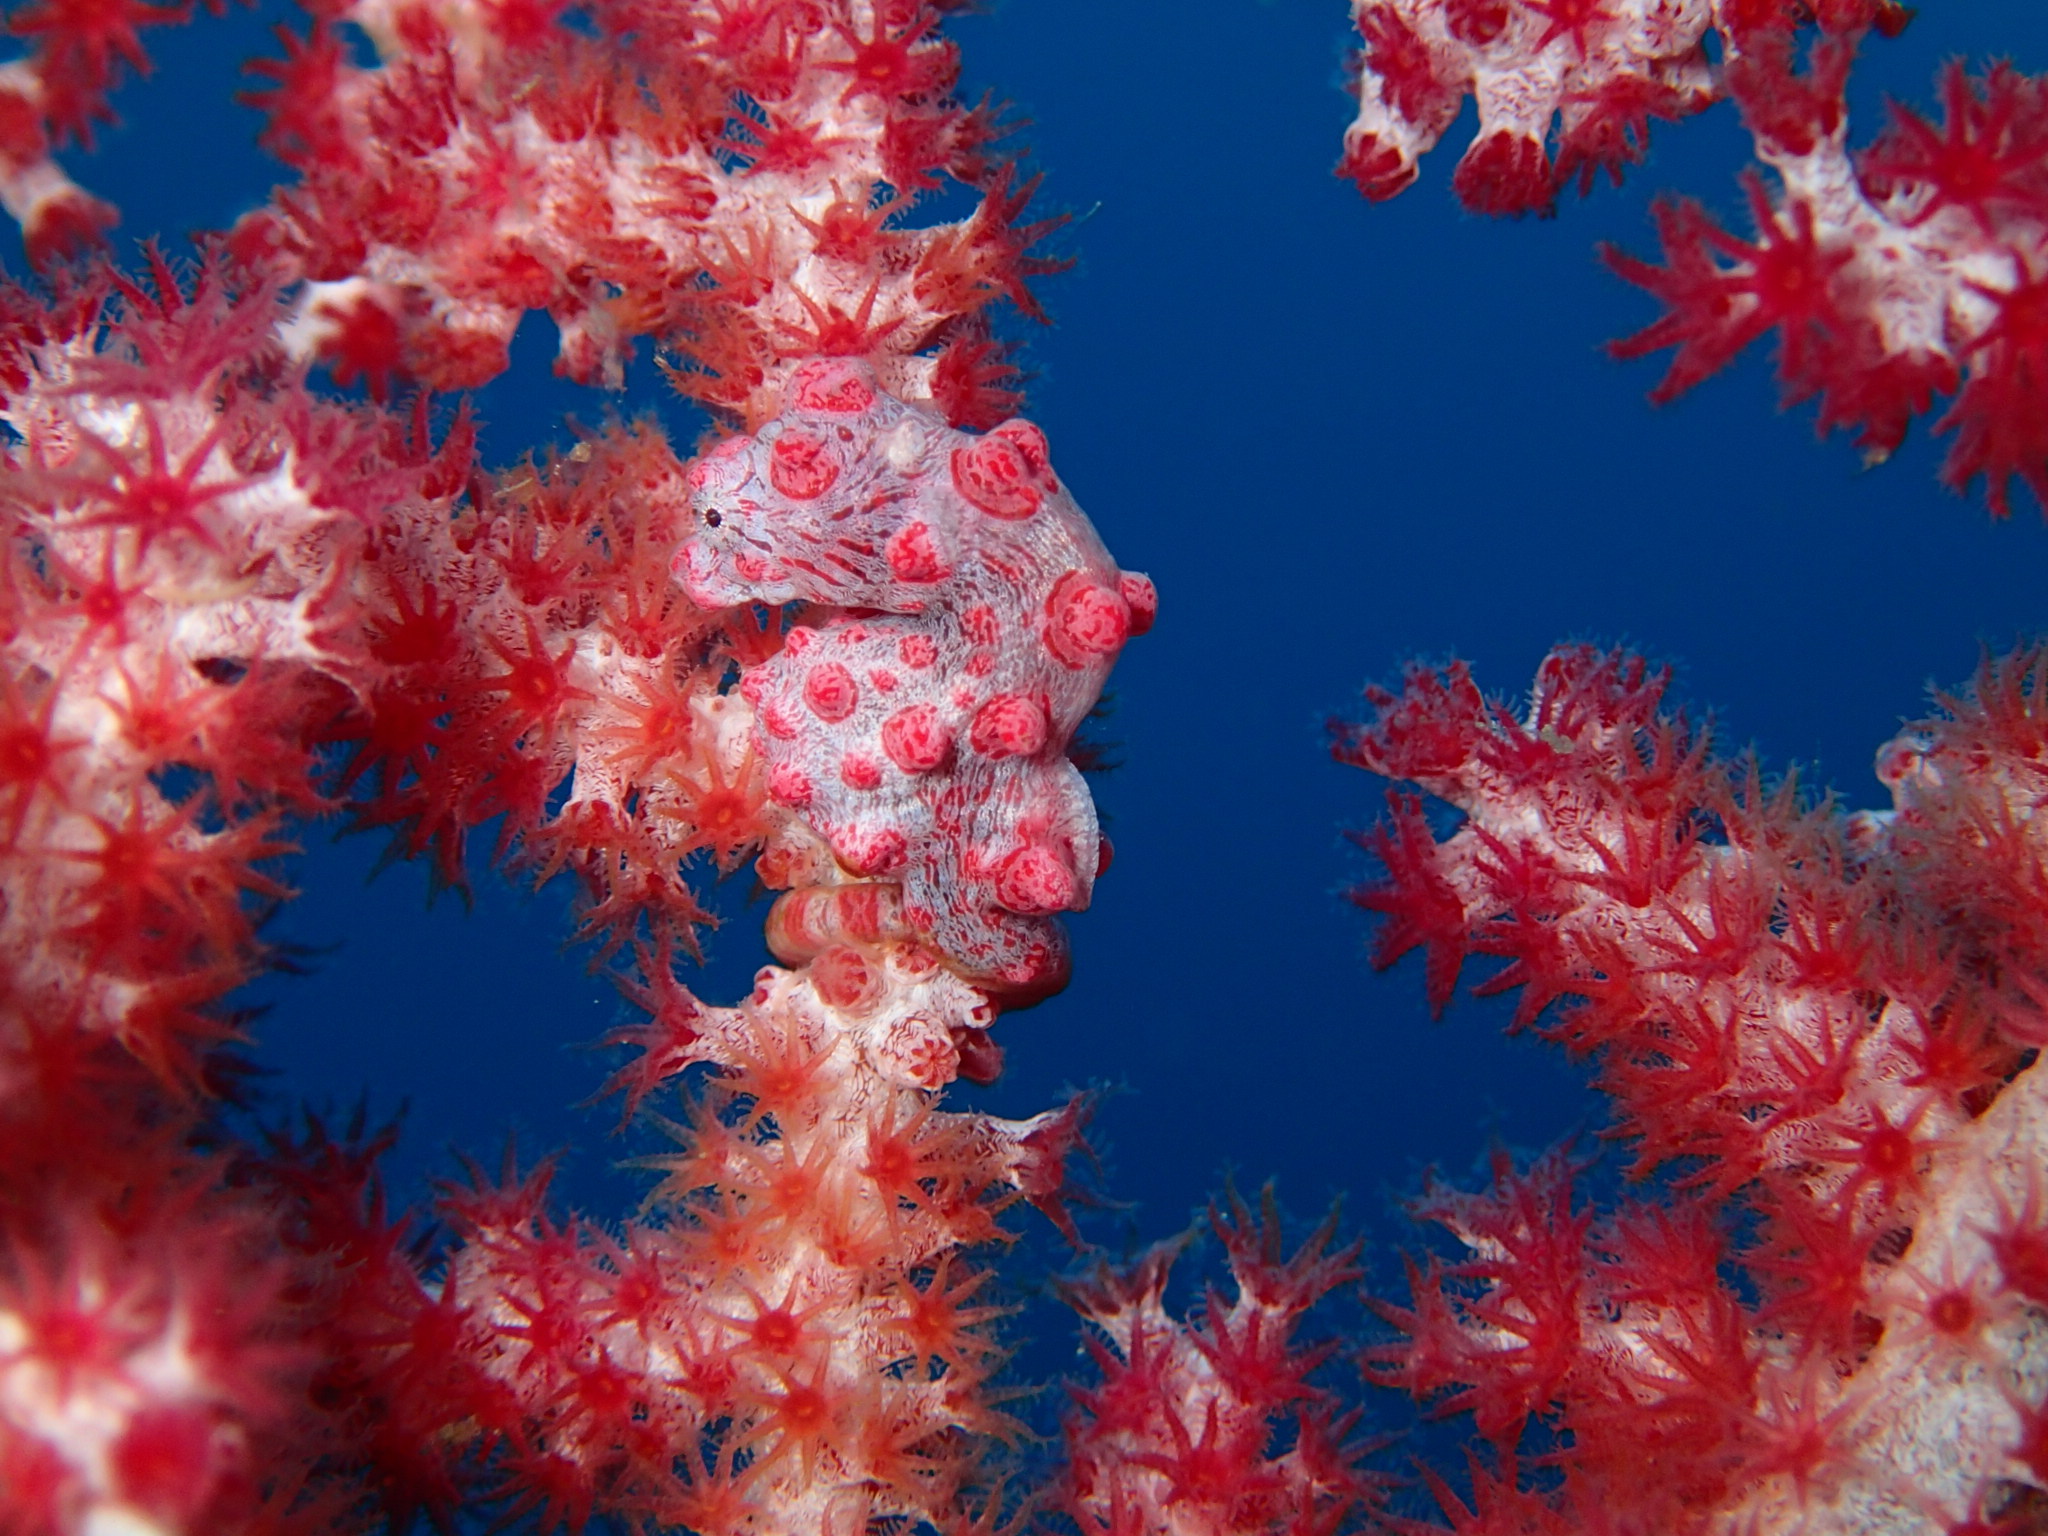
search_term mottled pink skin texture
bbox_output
[674,359,1154,1000]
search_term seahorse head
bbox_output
[673,359,964,613]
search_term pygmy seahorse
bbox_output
[673,358,1153,1006]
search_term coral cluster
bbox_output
[0,253,422,1536]
[1338,0,1910,214]
[264,952,1093,1534]
[229,0,1062,422]
[1343,1,2048,513]
[0,0,1146,1530]
[1334,646,2048,1534]
[1320,5,2048,1529]
[0,239,1100,1536]
[1054,1192,1385,1536]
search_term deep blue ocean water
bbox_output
[28,0,2048,1499]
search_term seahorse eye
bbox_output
[703,507,723,528]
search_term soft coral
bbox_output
[1363,1150,1591,1449]
[1341,644,2048,1532]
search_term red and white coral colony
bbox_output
[0,0,1162,1529]
[1341,0,2048,513]
[1334,647,2048,1535]
[1329,3,2048,1533]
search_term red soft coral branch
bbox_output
[1337,645,2048,1534]
[1622,30,2048,508]
[1342,3,2048,514]
[0,2,1133,1529]
[1055,1189,1386,1536]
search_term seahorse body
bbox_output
[673,359,1154,1002]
